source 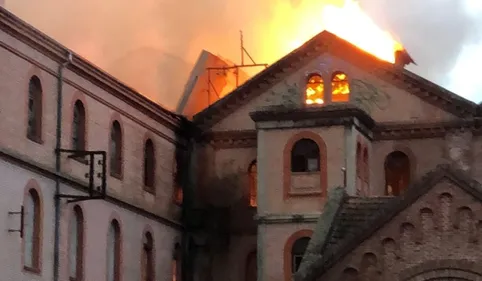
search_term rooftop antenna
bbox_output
[206,30,269,106]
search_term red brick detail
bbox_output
[399,259,482,281]
[283,229,314,281]
[283,131,327,200]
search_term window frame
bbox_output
[143,139,156,192]
[72,100,86,152]
[69,205,84,281]
[23,187,42,274]
[26,75,43,143]
[109,120,123,179]
[106,219,121,281]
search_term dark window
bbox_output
[248,160,257,207]
[24,188,42,272]
[72,100,86,151]
[245,251,257,281]
[144,139,155,190]
[107,220,121,281]
[172,243,181,281]
[110,121,123,177]
[291,237,310,273]
[356,142,362,195]
[27,76,43,142]
[69,206,84,281]
[141,232,155,281]
[291,139,320,172]
[384,151,410,196]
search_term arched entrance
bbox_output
[400,260,482,281]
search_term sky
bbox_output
[4,0,482,109]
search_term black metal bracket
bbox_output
[55,149,107,203]
[8,206,24,237]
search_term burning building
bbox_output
[3,2,482,281]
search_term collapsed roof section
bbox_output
[176,50,251,120]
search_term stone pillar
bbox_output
[445,128,473,172]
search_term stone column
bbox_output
[445,128,473,172]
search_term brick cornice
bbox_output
[200,130,257,149]
[201,119,482,150]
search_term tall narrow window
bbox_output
[173,159,183,205]
[106,220,121,281]
[362,147,369,195]
[110,121,123,178]
[291,139,320,173]
[245,251,257,281]
[69,206,84,281]
[331,71,350,102]
[384,151,410,196]
[27,76,43,142]
[291,237,310,273]
[172,244,181,281]
[72,100,86,151]
[305,74,324,105]
[141,232,155,281]
[355,142,362,196]
[144,139,155,191]
[248,160,257,207]
[24,188,42,271]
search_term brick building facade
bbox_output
[2,4,482,281]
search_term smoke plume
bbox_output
[5,0,482,108]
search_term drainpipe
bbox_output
[53,51,73,281]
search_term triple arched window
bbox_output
[304,71,350,105]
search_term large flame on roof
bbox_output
[262,0,403,64]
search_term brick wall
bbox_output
[321,180,482,281]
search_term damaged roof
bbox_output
[295,164,482,281]
[193,31,478,130]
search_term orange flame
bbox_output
[258,0,403,65]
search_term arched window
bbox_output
[141,232,155,281]
[291,139,320,172]
[173,158,183,205]
[305,74,324,105]
[248,160,257,207]
[69,205,84,281]
[27,76,43,142]
[24,188,42,271]
[110,121,123,178]
[72,100,86,151]
[384,151,410,196]
[172,243,181,281]
[245,251,257,281]
[356,142,362,195]
[362,147,369,195]
[107,220,121,281]
[331,71,350,102]
[144,139,155,191]
[291,237,310,273]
